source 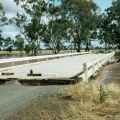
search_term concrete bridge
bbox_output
[0,52,115,85]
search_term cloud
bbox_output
[0,0,50,49]
[0,0,26,39]
[1,25,20,39]
[0,0,25,18]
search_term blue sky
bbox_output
[93,0,113,12]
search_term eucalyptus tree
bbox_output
[0,3,7,27]
[44,20,67,54]
[0,3,7,50]
[4,37,14,53]
[106,0,120,49]
[0,30,3,49]
[96,13,111,51]
[98,0,120,51]
[81,13,102,51]
[12,0,47,55]
[43,0,69,54]
[14,34,24,53]
[60,0,100,52]
[81,29,91,51]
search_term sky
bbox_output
[0,0,113,48]
[93,0,113,12]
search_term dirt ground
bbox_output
[96,57,120,84]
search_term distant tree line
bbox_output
[0,0,120,55]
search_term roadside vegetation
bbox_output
[0,49,115,56]
[0,50,78,56]
[115,50,120,56]
[6,81,120,120]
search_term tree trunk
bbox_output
[52,48,58,54]
[31,48,34,55]
[77,38,81,52]
[85,42,90,52]
[105,41,107,52]
[74,38,76,52]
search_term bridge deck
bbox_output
[0,54,105,80]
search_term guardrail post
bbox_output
[83,63,88,82]
[92,60,95,76]
[102,59,104,66]
[106,57,109,64]
[11,62,13,67]
[105,58,106,65]
[102,59,104,65]
[97,60,99,70]
[100,60,102,68]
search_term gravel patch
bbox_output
[0,83,65,120]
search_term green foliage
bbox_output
[99,85,107,103]
[14,34,24,52]
[12,0,47,55]
[11,0,105,53]
[0,3,8,26]
[43,0,68,54]
[6,46,13,53]
[0,30,4,48]
[24,44,31,54]
[4,37,14,52]
[3,0,119,52]
[0,3,8,50]
[60,0,100,52]
[103,0,120,49]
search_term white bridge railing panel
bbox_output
[80,51,115,82]
[0,52,90,70]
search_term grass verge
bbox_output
[0,50,76,55]
[5,81,120,120]
[115,50,120,56]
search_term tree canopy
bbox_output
[106,0,120,49]
[12,0,47,55]
[0,3,7,50]
[0,0,120,53]
[60,0,100,52]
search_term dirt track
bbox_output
[97,60,120,84]
[0,83,64,120]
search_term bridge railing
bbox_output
[0,52,90,70]
[81,51,115,82]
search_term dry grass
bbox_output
[5,80,120,120]
[0,50,76,55]
[1,49,114,55]
[62,81,120,120]
[115,50,120,56]
[0,50,26,55]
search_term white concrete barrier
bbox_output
[80,51,115,82]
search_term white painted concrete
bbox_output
[80,52,115,82]
[0,52,90,70]
[0,52,114,80]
